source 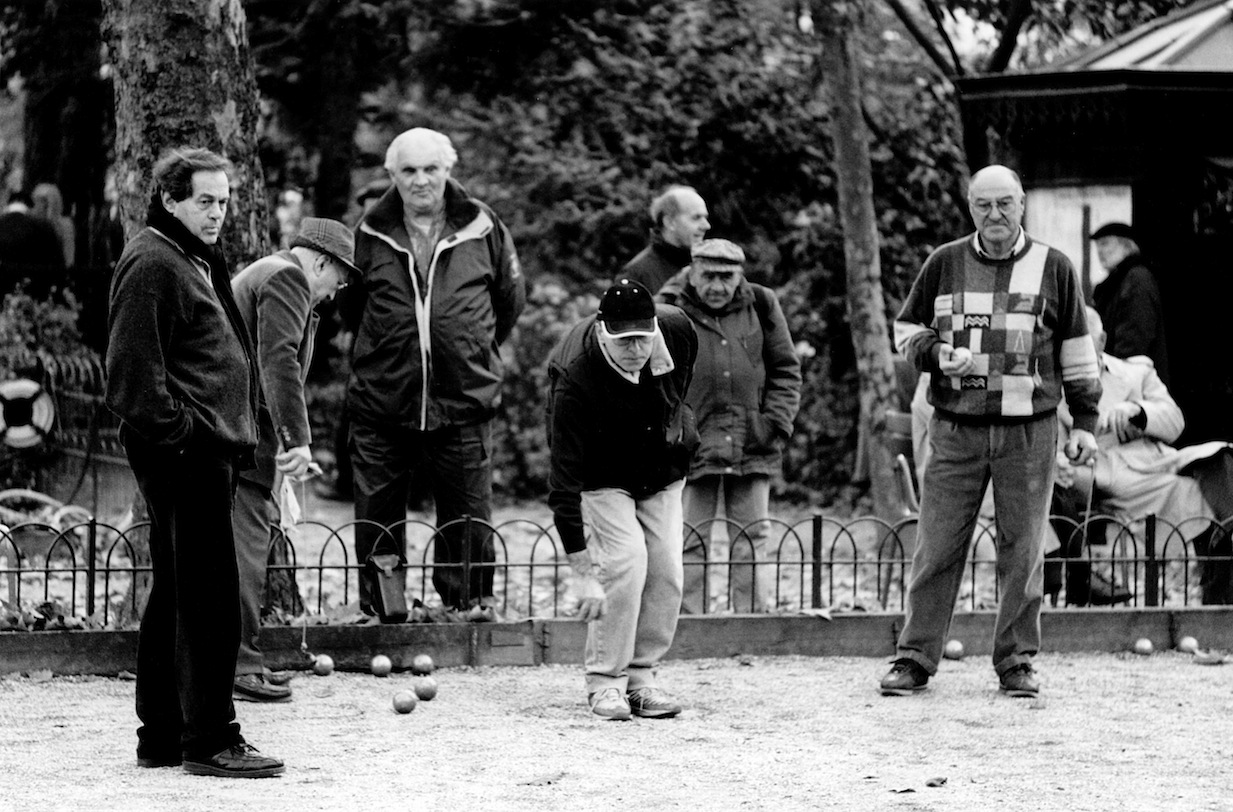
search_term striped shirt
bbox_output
[894,233,1101,432]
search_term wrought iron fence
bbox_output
[1,509,1228,628]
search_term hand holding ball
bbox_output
[940,345,974,375]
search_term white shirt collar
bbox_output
[972,228,1027,259]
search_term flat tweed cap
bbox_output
[291,217,361,276]
[691,238,745,269]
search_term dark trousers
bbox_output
[897,413,1055,676]
[124,430,243,759]
[350,419,494,612]
[1190,449,1233,604]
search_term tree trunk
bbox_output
[100,0,272,268]
[304,0,362,220]
[100,0,303,621]
[816,0,900,520]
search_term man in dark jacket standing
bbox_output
[657,239,801,613]
[548,279,698,720]
[342,128,525,619]
[229,218,359,703]
[106,147,283,777]
[620,186,710,294]
[1091,222,1169,384]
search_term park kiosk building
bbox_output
[955,0,1233,444]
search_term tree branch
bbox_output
[984,0,1033,74]
[883,0,954,78]
[919,0,965,76]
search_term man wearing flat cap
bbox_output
[547,279,699,720]
[1091,221,1169,383]
[657,239,801,614]
[230,217,359,703]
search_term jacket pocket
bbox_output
[743,411,777,455]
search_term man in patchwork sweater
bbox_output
[881,164,1101,699]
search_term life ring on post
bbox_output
[0,378,55,449]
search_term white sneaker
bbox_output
[588,687,632,721]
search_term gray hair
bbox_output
[384,128,458,172]
[649,185,701,230]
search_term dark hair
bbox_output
[153,147,233,202]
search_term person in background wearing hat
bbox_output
[656,239,800,613]
[547,279,699,720]
[882,164,1101,700]
[620,185,711,294]
[1091,222,1169,384]
[229,217,359,703]
[341,127,525,620]
[106,147,283,777]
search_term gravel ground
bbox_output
[2,651,1231,811]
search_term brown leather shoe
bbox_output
[264,668,294,686]
[999,663,1040,697]
[183,743,285,778]
[233,674,292,703]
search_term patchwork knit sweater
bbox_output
[894,233,1101,433]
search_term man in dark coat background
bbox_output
[620,185,710,294]
[1091,221,1169,384]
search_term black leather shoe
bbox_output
[183,743,285,778]
[233,674,292,703]
[880,658,929,696]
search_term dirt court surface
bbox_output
[3,653,1232,811]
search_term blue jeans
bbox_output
[580,479,685,695]
[897,412,1056,677]
[682,474,772,613]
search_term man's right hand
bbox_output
[275,445,315,480]
[567,550,606,621]
[938,344,975,376]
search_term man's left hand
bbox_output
[1065,429,1098,466]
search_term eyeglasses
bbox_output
[970,197,1019,216]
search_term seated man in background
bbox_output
[1054,308,1233,604]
